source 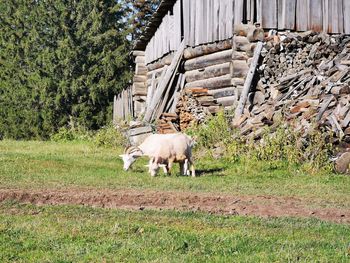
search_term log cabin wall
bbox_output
[128,0,350,119]
[141,0,350,66]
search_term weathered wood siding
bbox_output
[113,87,134,122]
[144,0,350,64]
[145,1,182,64]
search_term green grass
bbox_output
[1,140,349,209]
[0,202,349,262]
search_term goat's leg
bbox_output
[162,165,168,174]
[184,159,189,176]
[168,158,175,176]
[179,161,185,176]
[189,159,196,177]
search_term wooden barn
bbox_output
[114,0,350,135]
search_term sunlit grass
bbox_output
[0,140,349,209]
[0,202,349,262]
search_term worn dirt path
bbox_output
[0,188,349,224]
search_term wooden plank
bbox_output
[234,0,244,25]
[332,0,344,33]
[316,95,334,122]
[345,0,350,34]
[202,0,208,44]
[195,0,202,46]
[129,126,153,136]
[207,0,213,43]
[256,0,262,25]
[173,0,181,47]
[226,0,234,39]
[235,42,263,117]
[296,0,309,31]
[261,0,277,29]
[190,0,196,46]
[170,74,186,113]
[246,0,252,22]
[278,0,296,30]
[323,0,344,33]
[213,0,220,41]
[309,0,323,32]
[218,0,225,40]
[144,40,185,122]
[183,0,190,45]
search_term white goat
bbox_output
[119,133,195,177]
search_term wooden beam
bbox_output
[235,42,263,117]
[144,40,185,122]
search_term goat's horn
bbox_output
[125,146,141,154]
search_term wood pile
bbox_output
[234,31,350,143]
[176,89,212,130]
[156,113,180,134]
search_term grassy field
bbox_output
[0,140,349,209]
[1,202,349,262]
[0,140,350,262]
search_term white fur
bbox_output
[120,133,195,177]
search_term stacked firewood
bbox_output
[176,89,212,130]
[234,31,350,143]
[156,113,180,134]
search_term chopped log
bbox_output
[135,56,145,64]
[216,96,236,107]
[234,36,257,54]
[232,51,250,60]
[328,114,345,139]
[251,91,265,105]
[135,64,147,75]
[132,50,145,57]
[184,49,232,71]
[208,87,235,98]
[279,69,313,85]
[132,82,146,90]
[185,74,232,89]
[230,60,250,78]
[146,52,174,71]
[316,95,334,122]
[183,39,232,60]
[235,42,263,117]
[233,24,265,42]
[342,109,350,127]
[133,75,147,83]
[184,62,230,82]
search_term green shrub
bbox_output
[188,113,334,174]
[92,124,127,148]
[187,111,233,149]
[50,126,93,142]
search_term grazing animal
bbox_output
[119,133,195,177]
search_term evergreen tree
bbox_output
[0,0,132,139]
[127,0,160,40]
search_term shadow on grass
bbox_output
[195,168,226,177]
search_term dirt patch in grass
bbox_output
[0,188,348,224]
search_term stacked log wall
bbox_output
[132,51,148,115]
